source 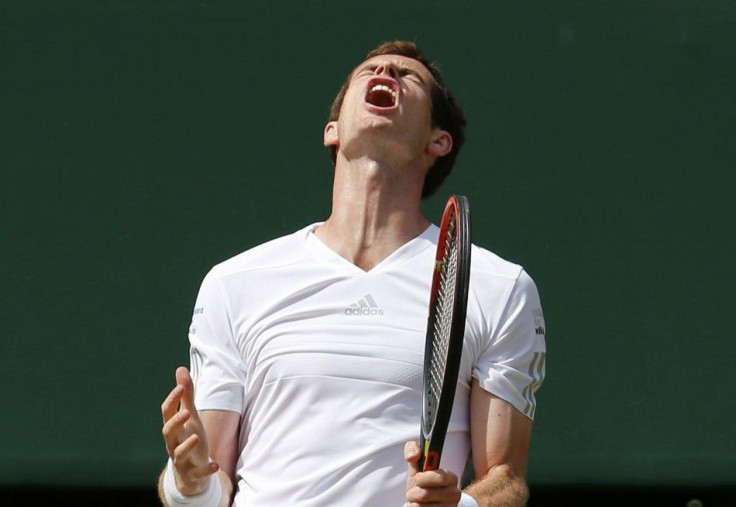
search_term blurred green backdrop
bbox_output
[2,0,735,491]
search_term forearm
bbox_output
[464,465,529,507]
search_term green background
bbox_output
[2,0,735,490]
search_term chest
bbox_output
[230,266,434,391]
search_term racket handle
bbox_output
[417,437,440,471]
[417,435,427,471]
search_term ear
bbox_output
[427,129,452,158]
[323,121,339,147]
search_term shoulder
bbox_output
[470,243,525,282]
[206,223,319,282]
[467,244,541,312]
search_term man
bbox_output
[159,41,546,507]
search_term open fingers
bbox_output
[173,433,200,463]
[175,366,197,412]
[173,434,219,478]
[161,384,185,424]
[162,408,191,456]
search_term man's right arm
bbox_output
[158,367,241,506]
[200,409,242,504]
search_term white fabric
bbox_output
[188,223,546,506]
[404,493,478,507]
[458,492,481,507]
[163,458,222,507]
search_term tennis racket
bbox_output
[418,195,472,472]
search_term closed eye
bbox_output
[356,64,378,76]
[355,64,424,82]
[398,68,426,85]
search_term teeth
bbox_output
[371,84,397,97]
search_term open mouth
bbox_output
[365,79,399,109]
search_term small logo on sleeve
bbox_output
[533,308,546,336]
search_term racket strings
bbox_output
[427,218,459,423]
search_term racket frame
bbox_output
[418,195,472,472]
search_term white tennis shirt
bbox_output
[188,223,546,506]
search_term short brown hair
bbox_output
[327,41,466,199]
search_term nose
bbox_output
[374,63,398,79]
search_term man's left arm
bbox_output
[403,380,533,507]
[463,378,533,506]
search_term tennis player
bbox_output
[159,41,546,507]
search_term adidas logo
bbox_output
[344,294,384,316]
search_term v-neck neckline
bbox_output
[305,223,437,274]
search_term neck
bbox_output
[314,155,429,271]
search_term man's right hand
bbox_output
[161,366,220,496]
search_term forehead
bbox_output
[353,54,435,81]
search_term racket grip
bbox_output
[417,437,440,471]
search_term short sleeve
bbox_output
[473,270,546,419]
[188,267,246,413]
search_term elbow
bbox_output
[485,464,529,504]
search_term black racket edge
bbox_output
[418,196,461,467]
[418,195,472,472]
